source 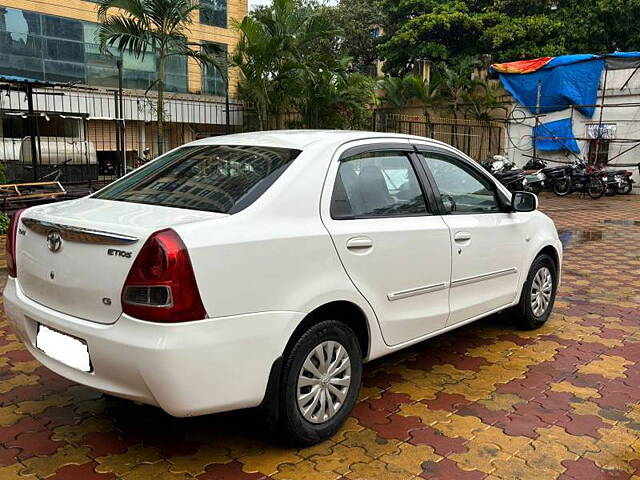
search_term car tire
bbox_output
[514,254,558,330]
[277,320,362,445]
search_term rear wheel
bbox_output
[514,254,558,330]
[588,177,605,199]
[553,178,571,196]
[277,320,362,445]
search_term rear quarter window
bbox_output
[93,145,301,213]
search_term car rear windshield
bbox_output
[93,145,301,214]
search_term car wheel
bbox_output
[278,320,362,445]
[514,254,558,330]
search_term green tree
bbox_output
[232,0,340,129]
[233,0,375,130]
[378,73,440,120]
[332,0,386,73]
[97,0,225,154]
[378,0,640,74]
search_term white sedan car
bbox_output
[4,131,561,444]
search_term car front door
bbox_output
[321,142,451,347]
[416,146,531,326]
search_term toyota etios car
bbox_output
[4,131,561,444]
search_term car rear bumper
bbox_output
[3,276,304,417]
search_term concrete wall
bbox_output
[505,67,640,192]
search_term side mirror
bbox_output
[511,191,538,212]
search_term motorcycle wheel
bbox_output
[588,178,606,199]
[553,179,572,196]
[527,183,542,194]
[620,180,633,195]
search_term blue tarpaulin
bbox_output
[533,118,580,153]
[499,58,605,117]
[491,52,640,118]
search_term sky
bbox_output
[248,0,338,9]
[248,0,272,8]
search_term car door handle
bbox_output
[454,231,472,242]
[346,237,373,250]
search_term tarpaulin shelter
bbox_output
[490,52,640,118]
[533,119,580,153]
[490,52,640,159]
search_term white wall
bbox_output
[505,67,640,192]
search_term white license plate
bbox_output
[36,324,92,372]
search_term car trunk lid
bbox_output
[16,198,224,324]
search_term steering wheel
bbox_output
[441,194,457,213]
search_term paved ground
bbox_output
[1,194,640,479]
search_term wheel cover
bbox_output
[530,266,553,317]
[296,340,351,424]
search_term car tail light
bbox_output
[6,209,24,278]
[122,229,206,322]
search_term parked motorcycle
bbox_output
[482,156,528,192]
[586,163,634,195]
[554,159,606,199]
[523,158,572,194]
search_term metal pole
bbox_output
[225,72,231,135]
[117,60,126,176]
[532,80,542,162]
[594,65,608,165]
[26,85,39,182]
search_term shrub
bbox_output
[0,212,9,235]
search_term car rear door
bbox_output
[414,144,530,325]
[321,140,451,347]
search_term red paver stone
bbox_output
[48,462,117,480]
[420,458,486,479]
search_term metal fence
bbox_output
[0,79,243,200]
[0,81,507,210]
[373,111,505,163]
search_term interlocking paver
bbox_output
[1,193,640,478]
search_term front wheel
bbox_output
[527,182,543,194]
[278,320,362,445]
[513,254,558,330]
[620,180,633,195]
[588,177,605,199]
[553,178,571,196]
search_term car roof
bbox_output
[185,130,450,151]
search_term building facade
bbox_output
[0,0,246,96]
[0,0,248,183]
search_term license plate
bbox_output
[36,324,92,372]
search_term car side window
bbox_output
[422,153,501,214]
[331,150,429,219]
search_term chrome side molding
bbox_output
[22,218,139,245]
[451,267,518,288]
[388,282,447,302]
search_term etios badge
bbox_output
[46,230,62,253]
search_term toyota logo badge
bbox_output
[46,230,62,253]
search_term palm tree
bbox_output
[97,0,225,154]
[231,0,340,130]
[378,74,440,123]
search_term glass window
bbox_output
[43,15,83,41]
[45,38,84,62]
[44,60,85,83]
[331,151,428,219]
[93,145,302,214]
[423,153,501,214]
[200,0,227,28]
[202,42,227,96]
